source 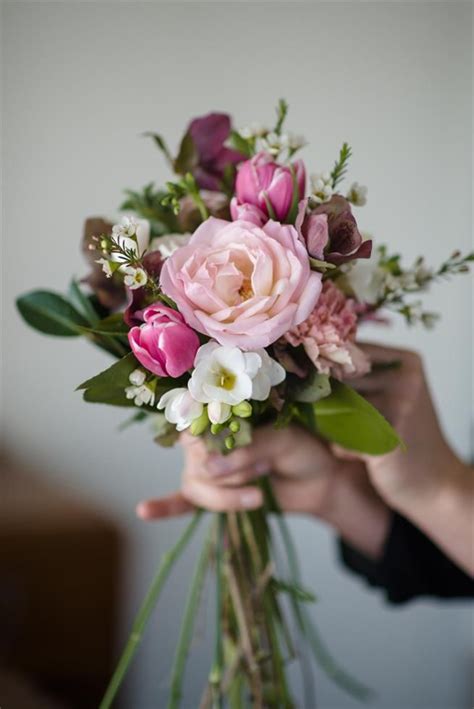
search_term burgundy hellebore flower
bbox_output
[312,195,372,265]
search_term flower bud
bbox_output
[190,409,209,436]
[229,420,240,433]
[231,401,253,418]
[224,435,235,450]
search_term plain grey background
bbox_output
[2,2,473,708]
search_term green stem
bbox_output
[263,480,372,701]
[168,522,213,709]
[211,513,225,709]
[99,510,203,709]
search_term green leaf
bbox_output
[143,132,173,166]
[119,410,149,431]
[308,257,336,272]
[173,132,198,175]
[80,312,130,336]
[77,352,141,407]
[16,290,88,336]
[330,142,352,189]
[229,130,253,157]
[68,279,100,326]
[308,380,401,455]
[294,373,331,403]
[273,578,317,604]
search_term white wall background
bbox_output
[2,2,472,708]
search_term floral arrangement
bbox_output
[17,100,472,708]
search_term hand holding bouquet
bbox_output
[17,100,472,708]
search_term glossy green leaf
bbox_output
[77,352,141,407]
[68,279,100,326]
[16,290,88,336]
[294,372,331,403]
[309,380,401,455]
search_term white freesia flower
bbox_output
[122,266,148,290]
[157,388,203,432]
[110,216,150,262]
[125,383,155,407]
[188,342,285,417]
[346,182,368,207]
[150,233,191,259]
[250,349,286,400]
[310,172,333,204]
[189,342,261,408]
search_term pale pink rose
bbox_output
[160,217,322,350]
[284,281,370,379]
[128,304,199,378]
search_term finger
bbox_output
[182,477,263,512]
[357,342,417,363]
[136,492,194,520]
[205,465,270,487]
[330,443,363,462]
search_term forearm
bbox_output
[390,457,474,577]
[317,465,391,560]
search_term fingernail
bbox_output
[254,460,270,476]
[207,455,233,476]
[240,491,261,509]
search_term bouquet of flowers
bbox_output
[17,101,472,708]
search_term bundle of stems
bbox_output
[99,480,371,709]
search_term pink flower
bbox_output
[128,304,200,378]
[284,281,370,379]
[160,217,322,350]
[231,152,305,225]
[296,199,329,259]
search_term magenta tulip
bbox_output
[128,304,199,378]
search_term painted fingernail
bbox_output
[240,491,261,509]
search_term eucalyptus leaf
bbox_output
[309,380,401,455]
[16,290,88,336]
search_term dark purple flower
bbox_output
[313,195,372,264]
[186,113,245,190]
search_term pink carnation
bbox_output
[284,281,370,379]
[160,217,322,350]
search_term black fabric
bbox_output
[338,513,474,604]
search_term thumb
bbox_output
[136,492,195,520]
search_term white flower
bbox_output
[310,172,333,204]
[189,342,261,407]
[157,388,203,431]
[239,123,268,139]
[250,349,286,400]
[345,260,387,305]
[188,342,285,416]
[125,383,155,407]
[96,257,113,278]
[149,233,191,259]
[110,216,150,262]
[346,182,367,207]
[129,368,146,386]
[287,133,307,151]
[207,401,232,425]
[123,266,148,290]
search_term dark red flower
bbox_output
[186,113,245,190]
[313,195,372,265]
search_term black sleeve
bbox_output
[338,513,474,604]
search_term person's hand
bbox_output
[139,424,363,519]
[347,343,462,509]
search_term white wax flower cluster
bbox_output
[310,172,333,204]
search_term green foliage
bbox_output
[80,312,130,336]
[77,352,142,407]
[273,578,317,604]
[330,142,352,189]
[68,279,100,326]
[274,98,289,136]
[294,372,331,403]
[173,131,198,175]
[307,379,401,455]
[16,290,89,336]
[229,130,254,157]
[162,173,208,221]
[143,131,174,167]
[120,182,179,236]
[308,257,336,272]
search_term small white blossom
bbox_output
[346,182,368,207]
[125,383,155,407]
[110,216,150,262]
[345,260,387,305]
[157,388,203,431]
[96,257,113,278]
[129,369,146,387]
[122,266,148,290]
[310,172,333,204]
[150,233,191,259]
[239,123,268,139]
[207,401,232,425]
[250,349,286,400]
[287,133,307,151]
